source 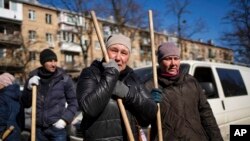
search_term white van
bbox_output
[134,60,250,141]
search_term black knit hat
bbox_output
[39,49,57,65]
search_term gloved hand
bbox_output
[151,88,162,103]
[27,76,40,90]
[102,59,119,72]
[112,81,129,98]
[53,119,66,129]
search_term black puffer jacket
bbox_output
[145,72,223,141]
[21,67,78,127]
[77,60,157,141]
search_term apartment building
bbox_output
[21,1,58,73]
[0,0,234,84]
[0,0,23,80]
[181,38,234,63]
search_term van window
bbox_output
[180,63,190,74]
[193,67,219,99]
[216,68,247,97]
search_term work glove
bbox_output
[53,119,66,129]
[151,88,162,103]
[102,59,119,72]
[27,76,40,90]
[112,81,129,98]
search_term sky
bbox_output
[142,0,232,47]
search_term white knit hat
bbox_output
[105,34,131,52]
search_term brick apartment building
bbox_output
[0,0,233,85]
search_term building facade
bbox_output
[0,0,234,85]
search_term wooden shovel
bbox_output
[90,10,135,141]
[149,10,163,141]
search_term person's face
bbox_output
[107,44,130,71]
[159,56,180,75]
[43,60,57,73]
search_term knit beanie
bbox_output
[105,34,131,52]
[0,73,15,87]
[157,42,180,62]
[40,49,57,65]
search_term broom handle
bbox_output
[2,126,14,140]
[90,10,134,141]
[31,85,37,141]
[149,10,163,141]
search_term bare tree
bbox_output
[92,0,148,38]
[221,0,250,64]
[163,0,208,58]
[165,0,208,39]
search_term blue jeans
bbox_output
[36,126,67,141]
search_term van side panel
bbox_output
[185,61,250,141]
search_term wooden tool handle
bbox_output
[31,85,37,141]
[2,126,14,140]
[149,10,163,141]
[90,10,134,141]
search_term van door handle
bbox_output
[221,100,225,110]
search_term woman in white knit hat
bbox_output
[0,73,22,141]
[77,34,158,141]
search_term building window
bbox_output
[46,33,53,43]
[3,0,9,9]
[66,14,80,25]
[0,49,6,58]
[28,10,36,20]
[95,41,100,49]
[28,30,36,40]
[45,14,52,24]
[62,31,68,41]
[140,45,151,62]
[10,2,17,11]
[65,54,73,63]
[0,0,3,8]
[29,51,36,60]
[61,31,75,42]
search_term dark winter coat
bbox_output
[0,84,22,141]
[77,60,157,141]
[21,67,78,127]
[145,72,223,141]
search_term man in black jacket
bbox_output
[21,49,78,141]
[77,34,158,141]
[145,42,223,141]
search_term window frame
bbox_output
[28,10,36,20]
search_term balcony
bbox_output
[0,33,22,47]
[0,57,24,73]
[60,42,82,53]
